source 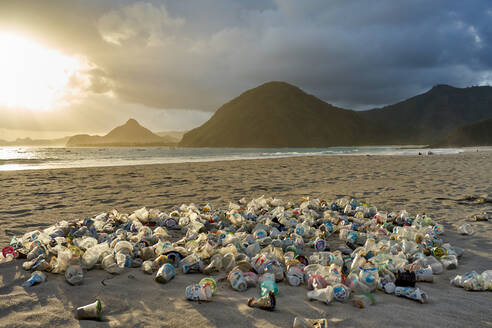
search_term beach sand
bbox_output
[0,152,491,327]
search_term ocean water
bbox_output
[0,146,489,171]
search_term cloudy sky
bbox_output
[0,0,491,140]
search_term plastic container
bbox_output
[307,286,333,304]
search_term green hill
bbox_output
[179,82,383,147]
[359,84,492,144]
[434,118,492,147]
[180,82,492,147]
[66,119,175,147]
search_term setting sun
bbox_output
[0,33,84,110]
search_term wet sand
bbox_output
[1,152,491,327]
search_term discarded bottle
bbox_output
[76,299,102,320]
[22,271,47,287]
[248,291,276,311]
[394,287,428,303]
[292,317,328,328]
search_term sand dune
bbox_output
[0,152,491,327]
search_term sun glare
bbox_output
[0,33,84,110]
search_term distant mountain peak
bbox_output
[125,118,140,125]
[66,118,175,147]
[431,84,455,90]
[248,81,303,93]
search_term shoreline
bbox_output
[1,147,491,172]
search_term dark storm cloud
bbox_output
[1,0,491,111]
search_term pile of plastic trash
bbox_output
[1,195,491,315]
